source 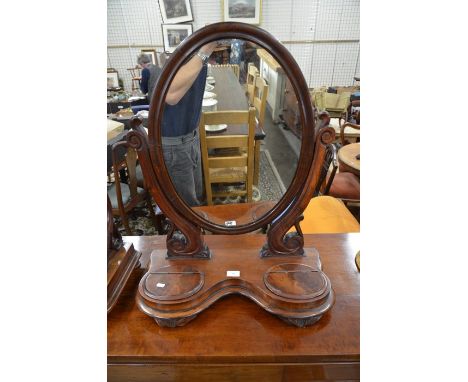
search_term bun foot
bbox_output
[278,315,322,328]
[154,315,198,328]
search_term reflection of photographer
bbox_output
[139,42,217,206]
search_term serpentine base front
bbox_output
[136,246,334,327]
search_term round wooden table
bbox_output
[338,143,360,177]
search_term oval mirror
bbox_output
[158,38,301,228]
[144,22,315,235]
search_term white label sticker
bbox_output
[226,270,240,277]
[156,283,166,288]
[225,220,237,227]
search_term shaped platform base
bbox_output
[136,245,334,327]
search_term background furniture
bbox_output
[107,119,124,141]
[312,90,351,126]
[280,76,302,137]
[257,48,286,123]
[338,142,360,177]
[209,65,266,186]
[108,143,161,235]
[193,201,276,227]
[107,101,131,115]
[251,75,269,185]
[107,196,141,313]
[319,142,360,204]
[211,63,240,80]
[290,196,360,234]
[252,75,269,129]
[108,233,360,381]
[246,62,259,105]
[199,108,256,205]
[340,120,360,146]
[127,67,142,92]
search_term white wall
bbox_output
[108,0,360,91]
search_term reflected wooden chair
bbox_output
[246,63,259,105]
[211,64,240,80]
[199,108,256,205]
[251,76,269,185]
[108,143,163,235]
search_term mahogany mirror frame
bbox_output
[128,22,334,257]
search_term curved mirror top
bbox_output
[155,38,302,229]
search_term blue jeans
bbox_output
[162,129,203,206]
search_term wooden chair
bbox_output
[246,63,259,105]
[288,196,360,234]
[340,119,360,146]
[108,143,163,235]
[199,108,256,205]
[211,64,240,80]
[287,132,359,235]
[319,143,360,204]
[127,67,142,92]
[312,90,350,126]
[251,76,269,185]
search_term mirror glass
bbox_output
[160,39,301,228]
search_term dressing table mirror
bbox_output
[125,22,336,327]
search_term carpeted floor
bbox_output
[114,149,286,236]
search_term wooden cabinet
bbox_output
[258,49,286,123]
[281,76,302,138]
[258,49,303,138]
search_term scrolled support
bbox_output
[261,127,336,257]
[126,117,211,258]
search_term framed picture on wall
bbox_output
[158,0,193,24]
[141,49,158,66]
[107,68,120,89]
[223,0,262,25]
[162,24,193,53]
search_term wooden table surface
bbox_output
[338,143,360,175]
[108,233,360,381]
[210,66,265,140]
[107,119,125,141]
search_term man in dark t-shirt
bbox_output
[137,42,217,206]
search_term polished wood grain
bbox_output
[129,24,335,329]
[107,242,140,313]
[136,242,331,327]
[108,233,360,381]
[192,200,276,227]
[337,143,360,176]
[107,195,141,314]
